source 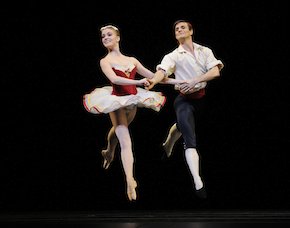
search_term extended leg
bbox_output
[108,107,138,201]
[101,106,136,169]
[115,125,137,201]
[174,95,207,199]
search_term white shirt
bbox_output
[156,42,224,81]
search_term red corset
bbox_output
[111,66,137,96]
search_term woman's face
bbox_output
[101,28,120,49]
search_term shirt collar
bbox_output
[177,42,202,54]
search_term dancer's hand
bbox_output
[179,80,206,94]
[139,78,150,87]
[143,79,150,87]
[145,78,157,90]
[145,70,166,90]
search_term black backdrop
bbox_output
[2,1,290,213]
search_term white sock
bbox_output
[185,148,203,190]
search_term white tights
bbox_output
[114,125,134,181]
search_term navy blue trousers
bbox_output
[174,94,205,149]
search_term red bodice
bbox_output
[111,66,137,96]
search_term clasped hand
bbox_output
[178,81,200,94]
[139,78,151,88]
[143,78,157,90]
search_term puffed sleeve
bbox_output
[202,47,224,71]
[156,53,176,77]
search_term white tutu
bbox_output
[83,86,166,114]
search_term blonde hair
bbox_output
[100,25,120,36]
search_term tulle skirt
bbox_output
[83,86,166,114]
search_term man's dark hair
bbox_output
[172,19,195,36]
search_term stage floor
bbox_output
[0,210,290,227]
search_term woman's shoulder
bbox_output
[100,54,113,62]
[99,57,107,65]
[127,56,138,62]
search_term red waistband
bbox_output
[180,88,205,99]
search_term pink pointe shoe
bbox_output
[127,179,137,201]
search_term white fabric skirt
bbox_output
[83,86,166,114]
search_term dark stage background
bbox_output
[1,1,290,213]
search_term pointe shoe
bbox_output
[127,180,137,201]
[101,149,114,170]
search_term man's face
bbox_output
[175,22,193,41]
